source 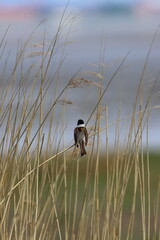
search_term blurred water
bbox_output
[1,11,160,150]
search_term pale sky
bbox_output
[1,0,138,7]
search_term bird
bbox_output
[74,119,88,157]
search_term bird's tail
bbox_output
[79,141,87,157]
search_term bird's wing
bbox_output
[84,128,88,145]
[74,128,78,144]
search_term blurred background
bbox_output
[1,0,160,149]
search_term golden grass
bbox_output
[0,9,160,240]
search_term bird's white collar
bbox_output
[77,124,85,128]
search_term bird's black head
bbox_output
[77,119,84,126]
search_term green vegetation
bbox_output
[0,8,160,240]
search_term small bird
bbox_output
[74,119,88,157]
